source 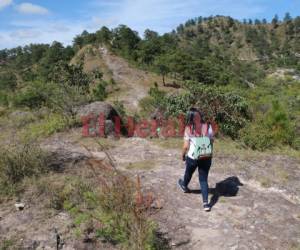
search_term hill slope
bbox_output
[0,15,299,250]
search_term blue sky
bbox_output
[0,0,299,49]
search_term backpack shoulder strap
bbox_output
[201,123,209,136]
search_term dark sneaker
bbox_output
[203,203,211,212]
[177,179,189,193]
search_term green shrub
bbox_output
[240,122,274,150]
[264,101,295,144]
[24,113,73,139]
[48,82,90,118]
[139,96,157,117]
[0,71,17,90]
[49,62,90,90]
[163,93,192,117]
[113,100,126,117]
[92,81,107,101]
[291,137,300,150]
[0,91,8,106]
[12,81,52,109]
[240,101,297,150]
[0,141,48,195]
[144,84,250,138]
[139,85,168,116]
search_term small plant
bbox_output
[0,140,49,195]
[23,113,74,139]
[258,176,272,188]
[92,81,107,101]
[126,160,156,170]
[12,81,51,109]
[0,238,18,250]
[113,100,126,118]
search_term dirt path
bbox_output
[109,138,300,250]
[99,47,151,112]
[98,47,180,113]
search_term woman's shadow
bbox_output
[188,176,243,208]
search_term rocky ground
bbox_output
[1,130,299,250]
[110,137,300,250]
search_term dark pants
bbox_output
[183,156,212,203]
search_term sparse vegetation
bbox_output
[33,160,167,249]
[0,140,49,196]
[126,160,156,170]
[258,176,272,188]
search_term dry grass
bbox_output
[274,166,289,183]
[29,146,166,249]
[214,138,300,160]
[126,160,157,170]
[0,140,49,196]
[151,137,182,149]
[257,176,272,188]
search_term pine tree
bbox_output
[283,12,292,22]
[272,14,279,28]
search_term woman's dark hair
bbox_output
[186,108,205,133]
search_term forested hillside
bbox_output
[72,14,300,85]
[0,14,299,149]
[1,14,300,250]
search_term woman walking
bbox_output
[178,108,215,212]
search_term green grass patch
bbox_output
[0,238,20,250]
[21,113,75,140]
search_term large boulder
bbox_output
[75,101,118,120]
[75,102,120,137]
[41,137,88,170]
[41,135,107,170]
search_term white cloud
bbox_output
[0,0,272,49]
[112,0,265,35]
[10,29,42,39]
[16,2,49,15]
[0,18,93,48]
[0,0,12,10]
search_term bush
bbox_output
[163,93,192,117]
[50,62,90,90]
[145,84,250,138]
[113,100,126,117]
[12,81,53,109]
[0,141,48,195]
[24,113,73,139]
[0,91,8,106]
[139,85,167,117]
[47,82,90,118]
[92,81,107,101]
[264,101,295,144]
[0,71,17,90]
[240,122,274,150]
[240,101,297,150]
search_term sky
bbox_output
[0,0,299,49]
